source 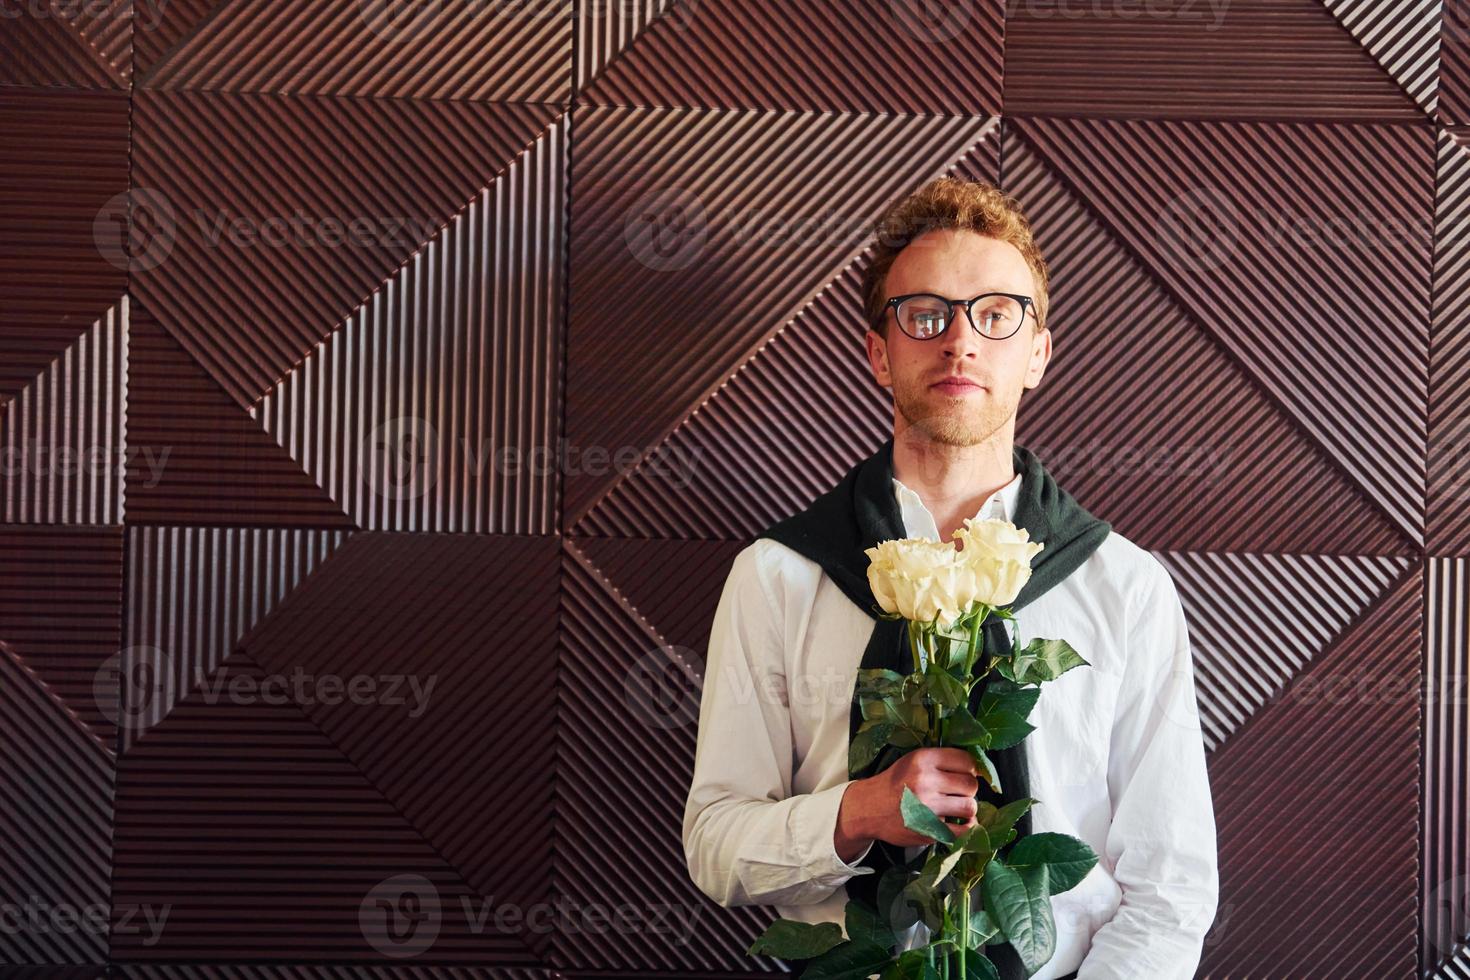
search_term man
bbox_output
[681,176,1218,978]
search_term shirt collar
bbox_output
[891,469,1023,542]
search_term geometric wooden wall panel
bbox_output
[1439,0,1470,126]
[129,0,214,80]
[130,91,562,407]
[557,539,757,973]
[1,299,128,524]
[119,525,352,748]
[581,0,1004,114]
[238,534,561,933]
[1003,127,1418,558]
[0,525,125,743]
[253,121,566,534]
[0,89,128,403]
[111,651,538,964]
[569,263,894,539]
[0,640,113,966]
[114,971,550,980]
[1431,128,1470,555]
[0,0,129,88]
[1163,550,1411,752]
[1199,567,1422,978]
[1321,0,1442,117]
[1011,116,1436,549]
[124,304,354,528]
[1426,558,1470,974]
[113,534,557,965]
[137,0,572,102]
[1005,0,1424,121]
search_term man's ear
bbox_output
[865,328,892,388]
[1024,325,1052,390]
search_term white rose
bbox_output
[864,538,983,627]
[951,517,1044,606]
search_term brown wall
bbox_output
[0,0,1466,977]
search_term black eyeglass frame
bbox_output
[880,291,1038,341]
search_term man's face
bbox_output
[865,229,1051,447]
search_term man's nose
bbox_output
[941,304,983,358]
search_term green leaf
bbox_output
[1008,832,1098,896]
[843,900,896,953]
[966,907,1000,946]
[925,662,968,709]
[802,939,895,980]
[849,722,894,773]
[975,686,1040,750]
[900,870,945,933]
[857,668,907,697]
[975,798,1033,847]
[877,865,921,934]
[944,705,989,747]
[979,682,1040,718]
[746,918,845,958]
[900,786,956,845]
[951,949,1000,980]
[882,728,917,752]
[1001,638,1089,685]
[933,842,967,885]
[980,857,1056,975]
[860,697,894,724]
[936,941,1001,980]
[897,690,930,732]
[880,947,941,980]
[888,726,922,750]
[966,747,1001,793]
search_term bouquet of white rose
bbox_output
[747,517,1098,980]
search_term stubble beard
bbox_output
[892,372,1002,448]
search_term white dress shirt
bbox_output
[682,469,1219,979]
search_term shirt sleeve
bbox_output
[1078,560,1220,979]
[682,540,877,909]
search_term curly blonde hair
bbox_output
[861,176,1051,338]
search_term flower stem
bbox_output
[959,886,970,979]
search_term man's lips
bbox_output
[930,377,985,395]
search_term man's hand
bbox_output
[835,748,980,860]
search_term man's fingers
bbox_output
[937,771,980,797]
[933,747,979,775]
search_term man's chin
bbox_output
[899,408,990,448]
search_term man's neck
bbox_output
[891,425,1015,541]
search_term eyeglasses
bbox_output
[882,291,1036,341]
